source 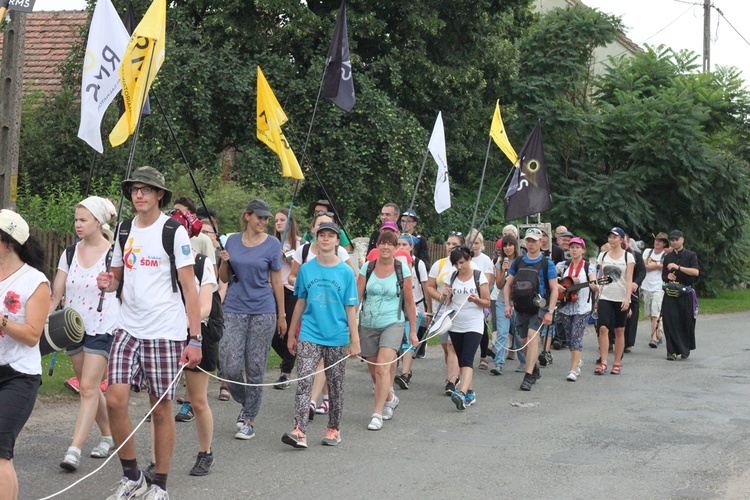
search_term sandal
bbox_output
[478,360,489,370]
[611,363,621,375]
[316,399,330,414]
[594,362,607,375]
[218,387,230,402]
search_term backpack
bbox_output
[362,259,406,320]
[301,242,311,263]
[117,217,183,297]
[194,253,225,343]
[511,255,549,313]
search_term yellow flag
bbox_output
[257,67,303,180]
[489,100,519,166]
[109,0,166,147]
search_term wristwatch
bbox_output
[189,334,203,342]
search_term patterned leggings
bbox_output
[560,313,588,352]
[293,341,348,434]
[219,312,277,422]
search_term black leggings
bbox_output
[449,331,483,368]
[479,321,489,358]
[272,287,298,374]
[0,366,40,460]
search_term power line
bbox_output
[713,7,750,48]
[609,4,695,59]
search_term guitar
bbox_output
[558,276,613,304]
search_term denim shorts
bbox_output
[65,332,114,358]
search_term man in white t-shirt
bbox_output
[643,232,669,348]
[98,167,202,500]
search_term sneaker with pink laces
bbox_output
[321,428,341,446]
[281,428,307,449]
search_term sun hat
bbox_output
[121,166,172,206]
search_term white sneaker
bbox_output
[382,394,400,420]
[575,359,583,376]
[106,473,148,500]
[142,484,169,500]
[566,371,578,382]
[367,413,383,430]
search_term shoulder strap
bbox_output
[413,257,422,283]
[194,253,206,285]
[362,259,377,305]
[65,243,76,268]
[162,218,181,293]
[394,259,404,321]
[541,256,549,296]
[473,269,481,294]
[302,242,311,263]
[644,248,652,260]
[115,218,134,299]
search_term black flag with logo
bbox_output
[121,0,151,116]
[504,120,552,221]
[321,0,355,112]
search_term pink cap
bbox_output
[569,237,586,249]
[380,221,399,232]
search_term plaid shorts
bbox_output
[108,329,183,400]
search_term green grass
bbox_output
[697,289,750,315]
[40,353,77,398]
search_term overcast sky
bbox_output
[37,0,750,82]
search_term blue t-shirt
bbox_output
[294,259,359,346]
[224,234,283,315]
[508,254,558,298]
[359,261,412,329]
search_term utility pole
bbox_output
[703,0,711,73]
[0,10,25,209]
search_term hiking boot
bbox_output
[520,373,534,391]
[189,451,214,476]
[175,402,194,423]
[322,428,341,446]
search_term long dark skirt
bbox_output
[662,294,696,357]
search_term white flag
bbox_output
[430,112,450,213]
[77,0,129,153]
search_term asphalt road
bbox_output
[16,312,750,500]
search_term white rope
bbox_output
[38,365,187,500]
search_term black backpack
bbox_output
[511,255,549,313]
[194,253,224,343]
[363,259,406,320]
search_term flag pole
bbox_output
[406,148,431,214]
[150,90,224,252]
[473,164,516,238]
[96,47,157,312]
[467,136,493,248]
[83,150,98,198]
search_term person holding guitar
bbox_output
[556,237,599,381]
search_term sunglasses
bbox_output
[448,231,463,236]
[314,211,335,217]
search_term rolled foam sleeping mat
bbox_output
[39,308,85,356]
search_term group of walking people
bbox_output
[0,179,701,500]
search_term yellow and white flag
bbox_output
[257,67,303,180]
[489,100,519,166]
[109,0,166,147]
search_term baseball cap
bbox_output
[557,230,573,238]
[0,209,30,245]
[569,237,586,249]
[316,221,341,236]
[525,228,543,241]
[401,209,419,221]
[608,227,626,238]
[121,166,172,206]
[245,199,272,218]
[669,229,684,239]
[381,221,399,232]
